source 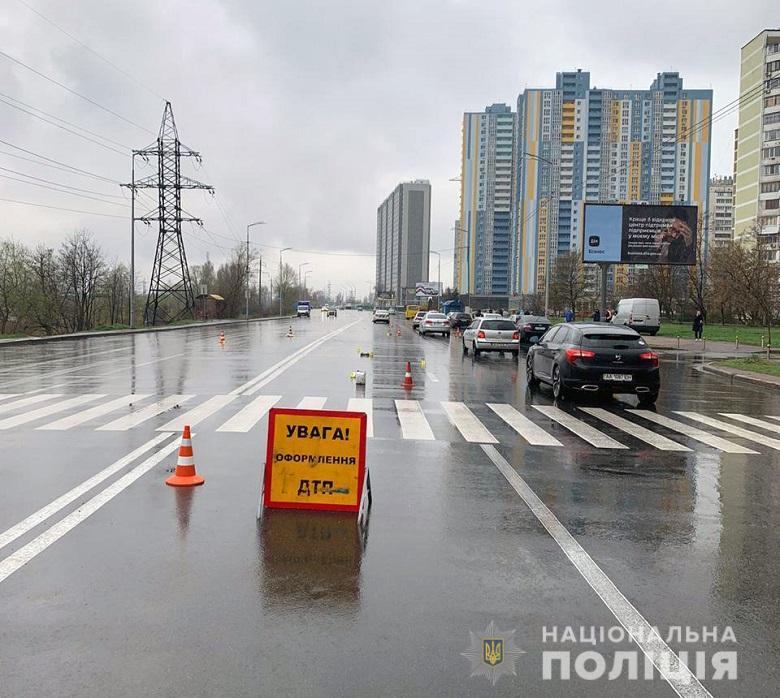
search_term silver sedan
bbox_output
[418,311,450,337]
[462,318,520,358]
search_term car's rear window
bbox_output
[481,320,517,331]
[581,333,645,348]
[521,316,549,324]
[426,313,446,319]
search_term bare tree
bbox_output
[550,252,589,316]
[0,239,30,334]
[102,262,129,326]
[27,245,64,335]
[58,231,105,332]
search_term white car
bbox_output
[462,318,519,358]
[372,309,390,324]
[418,311,450,337]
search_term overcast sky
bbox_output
[0,0,775,295]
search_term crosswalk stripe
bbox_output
[0,393,62,416]
[97,395,194,431]
[157,394,238,432]
[37,394,149,431]
[216,395,281,432]
[394,399,435,440]
[628,410,758,454]
[487,403,563,446]
[296,396,327,410]
[719,413,780,434]
[674,411,780,451]
[532,406,627,449]
[759,415,780,425]
[0,394,21,403]
[580,408,691,452]
[0,394,104,430]
[347,398,374,437]
[442,402,498,443]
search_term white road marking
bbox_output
[157,394,238,431]
[425,372,439,382]
[628,410,758,454]
[441,401,498,443]
[482,444,712,698]
[37,394,149,430]
[720,413,780,434]
[0,393,21,402]
[580,408,691,452]
[0,437,182,585]
[296,396,327,410]
[674,411,780,451]
[0,394,104,430]
[0,393,62,415]
[532,406,627,449]
[394,399,435,440]
[0,346,132,376]
[216,395,281,432]
[97,395,194,431]
[231,320,361,396]
[0,433,172,552]
[487,403,562,446]
[347,398,374,437]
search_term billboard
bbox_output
[415,282,442,297]
[582,204,697,265]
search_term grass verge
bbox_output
[717,357,780,378]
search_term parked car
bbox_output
[462,318,520,358]
[448,312,473,330]
[412,311,426,330]
[372,309,390,324]
[611,298,661,335]
[515,314,551,344]
[526,322,660,405]
[418,311,450,337]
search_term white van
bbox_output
[611,298,660,335]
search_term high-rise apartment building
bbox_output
[709,176,735,246]
[513,70,712,294]
[455,104,516,294]
[734,30,780,241]
[375,180,431,304]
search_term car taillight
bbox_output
[565,348,596,363]
[512,331,519,340]
[477,330,486,339]
[425,320,432,325]
[640,351,659,367]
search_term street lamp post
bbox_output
[279,247,292,316]
[430,250,441,308]
[246,221,266,320]
[303,269,313,294]
[298,262,311,290]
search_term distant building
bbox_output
[455,104,516,295]
[734,29,780,246]
[375,180,431,304]
[513,70,712,294]
[709,176,735,246]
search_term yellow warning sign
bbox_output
[263,408,367,512]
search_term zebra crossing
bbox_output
[0,391,777,455]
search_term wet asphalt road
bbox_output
[0,312,779,696]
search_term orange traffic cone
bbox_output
[166,425,204,487]
[218,330,225,345]
[396,327,402,337]
[401,360,414,389]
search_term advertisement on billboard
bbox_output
[583,204,698,266]
[415,282,442,297]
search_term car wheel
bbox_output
[462,340,468,355]
[552,364,567,400]
[526,355,539,388]
[444,332,450,338]
[511,350,519,359]
[638,391,659,407]
[472,341,480,358]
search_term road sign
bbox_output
[261,408,369,517]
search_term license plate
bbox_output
[534,326,546,331]
[603,373,632,382]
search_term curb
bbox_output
[701,362,780,391]
[0,315,296,348]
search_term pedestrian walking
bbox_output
[564,308,574,323]
[692,310,704,341]
[605,308,613,322]
[592,308,601,323]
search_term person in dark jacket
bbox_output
[592,308,601,323]
[692,310,704,341]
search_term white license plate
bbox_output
[603,373,632,382]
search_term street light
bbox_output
[279,247,292,316]
[303,269,313,293]
[430,250,441,292]
[246,221,266,320]
[298,262,310,289]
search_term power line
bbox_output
[0,164,125,199]
[0,94,128,155]
[0,138,120,183]
[0,48,155,135]
[0,196,126,217]
[0,90,131,150]
[0,172,128,206]
[14,0,167,103]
